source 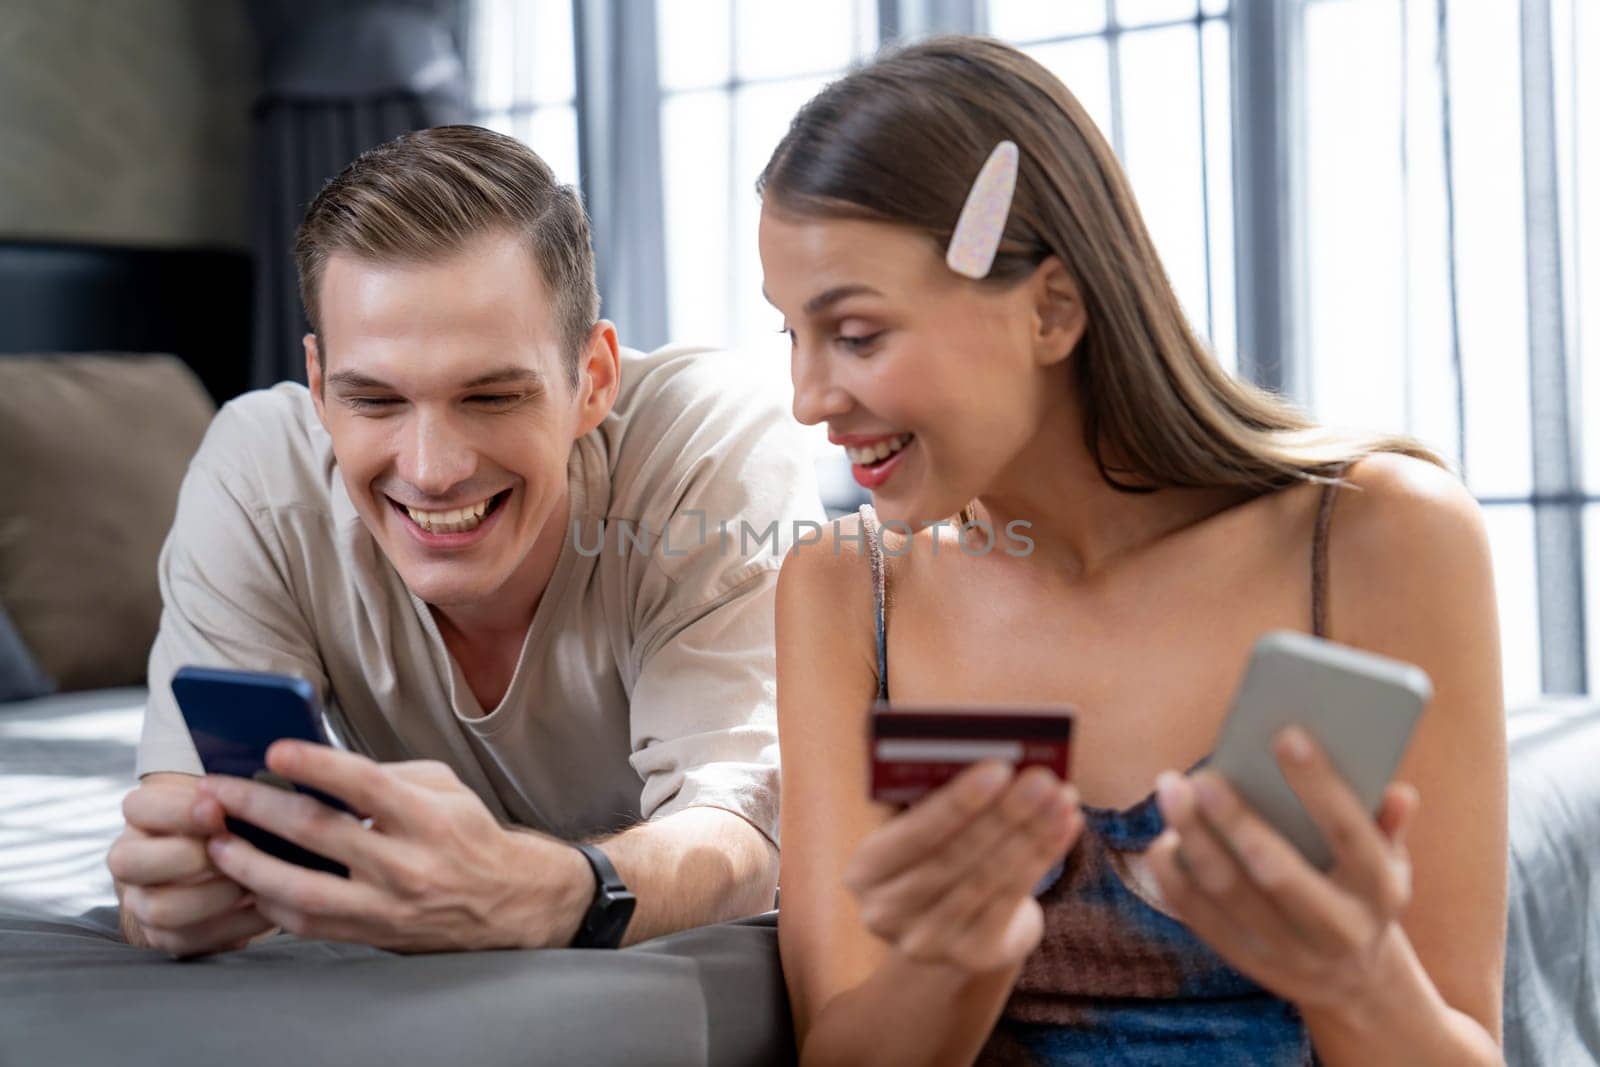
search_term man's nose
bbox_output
[790,346,851,426]
[398,410,476,497]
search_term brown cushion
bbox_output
[0,355,216,691]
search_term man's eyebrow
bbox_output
[325,370,393,391]
[325,367,545,391]
[459,367,546,390]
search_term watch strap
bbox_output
[570,842,635,948]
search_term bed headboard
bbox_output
[0,240,252,405]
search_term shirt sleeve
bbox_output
[626,564,783,846]
[612,351,826,849]
[137,459,326,777]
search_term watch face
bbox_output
[583,888,635,948]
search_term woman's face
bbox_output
[758,206,1076,530]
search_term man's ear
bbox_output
[1030,257,1087,368]
[572,321,621,439]
[304,333,329,424]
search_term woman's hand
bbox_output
[1148,726,1421,1019]
[842,761,1083,976]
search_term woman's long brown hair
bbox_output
[758,35,1443,494]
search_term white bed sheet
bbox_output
[0,688,144,913]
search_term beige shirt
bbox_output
[137,344,824,845]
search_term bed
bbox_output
[1502,698,1600,1066]
[3,688,1598,1064]
[0,688,795,1066]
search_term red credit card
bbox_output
[869,703,1075,807]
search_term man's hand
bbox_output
[194,741,594,952]
[108,772,278,956]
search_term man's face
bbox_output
[306,230,611,611]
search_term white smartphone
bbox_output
[1208,630,1432,870]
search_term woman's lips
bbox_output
[851,438,914,490]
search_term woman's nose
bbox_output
[791,347,851,426]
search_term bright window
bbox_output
[986,0,1238,371]
[468,0,581,187]
[1298,0,1595,704]
[657,0,880,506]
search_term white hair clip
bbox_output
[945,140,1019,279]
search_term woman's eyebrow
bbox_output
[802,284,884,316]
[758,284,886,315]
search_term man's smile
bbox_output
[387,489,511,539]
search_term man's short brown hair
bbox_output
[294,125,600,382]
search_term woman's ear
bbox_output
[1030,257,1087,367]
[573,320,622,438]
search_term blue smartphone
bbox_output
[171,665,353,878]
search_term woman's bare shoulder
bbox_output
[1333,453,1486,563]
[778,510,957,595]
[779,512,873,599]
[776,513,878,671]
[1325,452,1494,649]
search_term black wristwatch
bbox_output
[569,842,635,949]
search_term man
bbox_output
[107,125,823,957]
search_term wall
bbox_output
[0,0,257,249]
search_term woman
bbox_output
[763,36,1506,1066]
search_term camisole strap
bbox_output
[1311,463,1353,639]
[859,505,890,701]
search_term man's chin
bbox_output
[390,561,505,610]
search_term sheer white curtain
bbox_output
[1294,0,1594,703]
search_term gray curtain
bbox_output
[247,0,469,388]
[572,0,667,352]
[1515,0,1587,693]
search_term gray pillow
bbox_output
[0,603,53,703]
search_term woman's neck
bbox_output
[976,393,1254,581]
